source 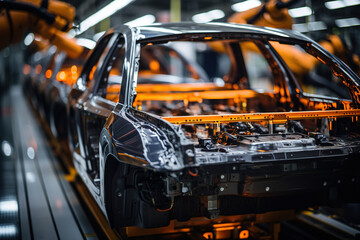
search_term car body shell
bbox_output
[66,23,360,228]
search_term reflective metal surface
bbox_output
[0,91,19,240]
[0,86,98,239]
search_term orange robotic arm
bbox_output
[0,0,83,58]
[228,0,293,30]
[228,0,316,75]
[228,0,359,76]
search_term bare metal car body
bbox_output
[67,23,360,229]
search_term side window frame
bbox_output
[238,40,276,92]
[245,39,291,100]
[227,41,249,88]
[75,32,115,91]
[268,40,355,102]
[92,35,125,99]
[303,43,353,101]
[260,40,296,101]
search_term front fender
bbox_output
[112,110,187,170]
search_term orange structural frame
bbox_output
[137,82,232,92]
[106,81,233,95]
[162,109,360,125]
[134,90,262,104]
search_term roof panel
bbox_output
[135,22,311,43]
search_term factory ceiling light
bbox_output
[125,14,156,27]
[192,9,225,23]
[293,21,327,32]
[325,0,360,9]
[76,38,96,49]
[335,17,360,27]
[77,0,134,35]
[231,0,262,12]
[93,31,105,42]
[288,6,312,18]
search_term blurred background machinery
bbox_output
[1,1,360,239]
[1,0,360,92]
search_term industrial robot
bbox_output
[0,0,82,58]
[229,0,360,77]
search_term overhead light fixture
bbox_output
[0,225,17,237]
[325,0,345,9]
[292,23,308,32]
[67,29,76,38]
[308,21,327,31]
[24,33,34,46]
[125,14,156,27]
[208,9,225,20]
[192,9,225,23]
[0,200,18,212]
[93,31,106,42]
[293,21,327,33]
[288,6,312,18]
[1,141,12,157]
[27,147,35,160]
[325,0,360,9]
[192,12,212,23]
[335,17,360,27]
[77,0,134,35]
[76,38,96,49]
[231,0,261,12]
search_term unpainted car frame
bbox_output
[67,23,360,229]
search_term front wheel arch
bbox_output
[100,128,170,229]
